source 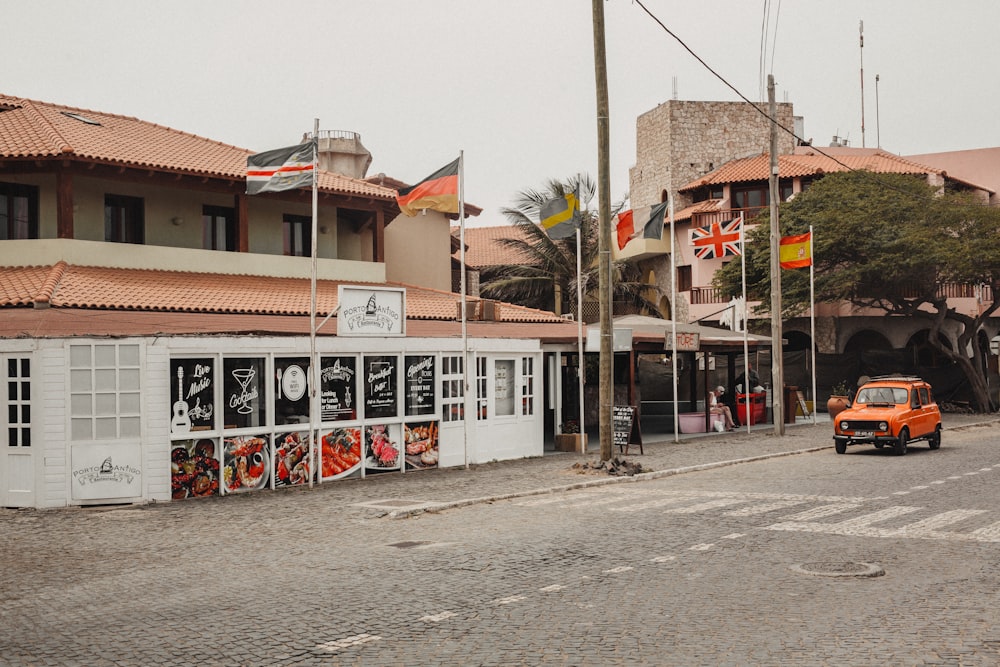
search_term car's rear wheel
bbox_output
[893,428,909,456]
[928,424,942,450]
[835,440,846,454]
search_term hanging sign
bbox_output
[337,286,406,336]
[664,331,700,352]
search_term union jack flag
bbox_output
[691,217,743,259]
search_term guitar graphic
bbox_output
[171,366,192,434]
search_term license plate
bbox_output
[854,431,874,437]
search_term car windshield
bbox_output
[855,387,908,405]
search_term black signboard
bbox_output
[223,357,267,429]
[170,358,215,434]
[320,356,357,422]
[612,405,642,454]
[275,357,310,425]
[404,355,436,416]
[364,355,398,419]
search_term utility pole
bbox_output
[859,20,866,148]
[768,74,785,436]
[592,0,613,460]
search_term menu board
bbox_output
[404,355,436,416]
[223,357,267,429]
[611,405,638,447]
[364,355,398,419]
[494,359,515,416]
[320,356,357,422]
[170,358,215,434]
[275,357,310,426]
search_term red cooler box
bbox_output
[737,392,766,425]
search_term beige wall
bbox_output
[383,211,452,291]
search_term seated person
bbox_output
[709,386,737,431]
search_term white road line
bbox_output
[316,634,381,653]
[724,499,808,516]
[650,556,676,563]
[892,491,911,496]
[826,506,923,530]
[964,472,979,476]
[782,503,861,521]
[663,498,748,514]
[610,495,704,513]
[889,509,986,537]
[947,476,963,480]
[539,584,566,592]
[721,533,745,539]
[911,486,930,490]
[689,543,714,551]
[603,566,634,574]
[971,522,1000,540]
[493,595,526,605]
[419,611,458,622]
[931,480,947,485]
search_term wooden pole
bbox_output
[592,0,614,460]
[768,75,785,436]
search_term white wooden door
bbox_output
[2,356,34,507]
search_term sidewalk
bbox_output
[334,412,999,519]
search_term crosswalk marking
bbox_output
[781,503,861,521]
[889,509,986,536]
[724,499,807,516]
[663,498,748,514]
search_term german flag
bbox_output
[779,231,812,269]
[396,158,460,217]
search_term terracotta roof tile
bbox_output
[0,93,395,201]
[452,225,535,268]
[0,264,568,326]
[678,149,962,191]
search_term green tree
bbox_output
[480,173,661,317]
[714,170,1000,412]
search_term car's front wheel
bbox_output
[928,424,942,450]
[835,440,846,454]
[893,427,909,456]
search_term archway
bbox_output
[842,329,895,383]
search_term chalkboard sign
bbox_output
[170,358,215,434]
[612,405,643,454]
[364,355,398,419]
[321,356,357,422]
[404,355,436,416]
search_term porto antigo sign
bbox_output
[337,286,406,337]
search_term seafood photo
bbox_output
[222,436,270,493]
[170,439,219,499]
[320,427,362,480]
[274,431,312,487]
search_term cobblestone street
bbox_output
[3,416,999,665]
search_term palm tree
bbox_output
[480,174,661,318]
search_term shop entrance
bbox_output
[2,355,34,507]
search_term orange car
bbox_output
[833,376,942,456]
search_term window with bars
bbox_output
[521,357,534,416]
[6,358,30,447]
[476,356,488,420]
[440,355,464,423]
[69,344,141,441]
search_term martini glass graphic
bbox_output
[231,367,256,414]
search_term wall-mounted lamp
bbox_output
[171,217,184,226]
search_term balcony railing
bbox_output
[691,206,767,228]
[897,282,994,302]
[689,286,729,305]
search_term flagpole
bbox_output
[576,226,586,453]
[809,225,817,424]
[740,212,750,433]
[308,118,319,488]
[459,151,469,470]
[668,191,679,443]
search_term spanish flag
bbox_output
[396,158,460,216]
[539,191,581,239]
[779,232,812,269]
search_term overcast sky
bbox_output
[7,1,999,225]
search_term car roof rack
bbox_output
[866,375,924,383]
